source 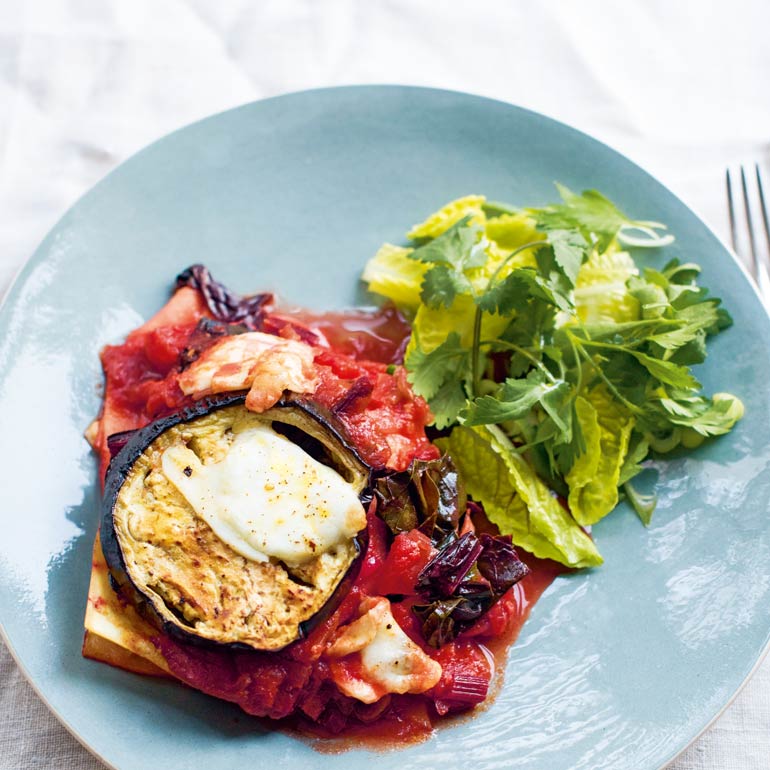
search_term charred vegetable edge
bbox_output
[101,392,372,653]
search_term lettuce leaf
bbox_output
[574,247,640,324]
[363,188,738,569]
[408,195,487,240]
[485,212,544,255]
[566,387,634,526]
[361,243,425,312]
[437,424,603,568]
[405,293,510,358]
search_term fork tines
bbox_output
[726,164,770,302]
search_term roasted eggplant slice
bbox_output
[101,394,371,651]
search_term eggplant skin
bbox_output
[101,393,371,652]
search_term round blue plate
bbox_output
[1,86,769,770]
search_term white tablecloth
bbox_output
[1,1,769,767]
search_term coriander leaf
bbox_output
[669,285,708,310]
[668,289,732,333]
[577,318,677,345]
[535,246,574,310]
[539,379,573,439]
[547,228,588,286]
[554,402,587,476]
[531,185,631,251]
[408,217,484,269]
[667,332,707,366]
[421,264,472,309]
[406,331,468,401]
[476,264,571,316]
[461,394,535,426]
[675,301,720,329]
[664,393,744,436]
[430,379,469,430]
[658,395,697,417]
[462,371,558,426]
[629,351,700,390]
[647,325,705,350]
[461,372,572,443]
[409,217,488,311]
[629,278,669,319]
[714,307,733,331]
[474,270,531,315]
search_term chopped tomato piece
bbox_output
[374,531,436,596]
[313,349,438,470]
[142,325,194,371]
[429,639,492,714]
[462,584,524,640]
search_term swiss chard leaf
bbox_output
[414,529,530,646]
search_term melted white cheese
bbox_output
[327,597,443,703]
[161,423,366,565]
[360,612,434,692]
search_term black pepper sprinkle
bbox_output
[183,466,193,477]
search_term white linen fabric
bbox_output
[1,0,769,767]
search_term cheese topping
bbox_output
[161,422,366,565]
[327,597,443,703]
[176,332,319,413]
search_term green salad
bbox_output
[361,187,743,568]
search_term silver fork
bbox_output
[726,164,770,308]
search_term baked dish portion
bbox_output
[84,265,544,741]
[84,189,742,745]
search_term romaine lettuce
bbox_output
[438,424,602,568]
[566,387,634,526]
[574,247,640,324]
[408,195,487,240]
[361,243,424,313]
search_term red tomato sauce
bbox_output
[290,304,412,364]
[288,545,561,749]
[93,284,561,749]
